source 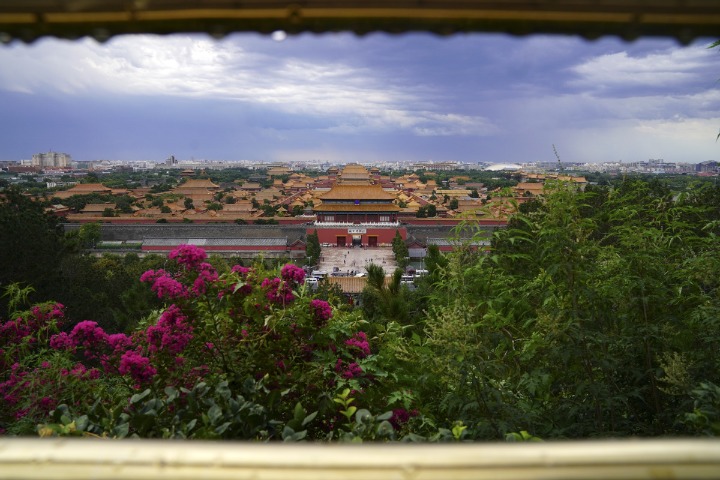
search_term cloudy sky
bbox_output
[0,32,718,165]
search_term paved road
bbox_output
[317,246,397,275]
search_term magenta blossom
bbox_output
[152,275,189,300]
[107,333,133,353]
[118,350,156,385]
[280,264,305,284]
[169,244,207,269]
[229,265,253,296]
[261,277,295,305]
[345,332,371,358]
[192,263,219,296]
[49,332,74,350]
[139,268,167,283]
[310,299,332,326]
[389,408,419,430]
[335,359,363,379]
[69,321,109,359]
[231,265,251,277]
[140,269,189,299]
[146,305,193,355]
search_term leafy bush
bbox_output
[1,245,422,440]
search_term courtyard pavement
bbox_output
[316,246,398,276]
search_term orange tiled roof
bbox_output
[516,182,545,194]
[81,203,115,212]
[69,183,111,191]
[314,203,400,212]
[179,179,220,189]
[319,184,396,201]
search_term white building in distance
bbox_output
[32,151,71,168]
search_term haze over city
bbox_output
[0,32,718,165]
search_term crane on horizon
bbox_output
[553,144,564,173]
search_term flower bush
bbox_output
[0,245,412,439]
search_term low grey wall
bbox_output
[64,224,308,244]
[405,224,498,243]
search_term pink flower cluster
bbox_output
[192,263,219,296]
[47,317,163,386]
[168,244,207,269]
[344,332,370,358]
[146,305,193,355]
[0,363,26,407]
[310,299,332,327]
[230,265,253,295]
[140,269,189,300]
[0,302,64,346]
[335,359,363,379]
[50,320,108,360]
[60,362,101,380]
[261,277,295,305]
[389,408,420,430]
[108,333,133,354]
[118,350,156,386]
[231,265,250,277]
[69,321,108,351]
[281,264,305,284]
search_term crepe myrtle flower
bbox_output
[118,350,156,385]
[280,264,305,284]
[146,305,193,355]
[310,299,332,326]
[140,269,189,300]
[344,332,370,358]
[168,244,207,269]
[261,277,295,305]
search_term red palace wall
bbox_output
[308,227,406,247]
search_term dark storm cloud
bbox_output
[0,33,717,163]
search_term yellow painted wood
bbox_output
[0,439,719,479]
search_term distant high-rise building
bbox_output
[31,151,71,168]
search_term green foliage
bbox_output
[0,187,65,312]
[415,178,720,438]
[306,229,321,265]
[361,263,411,329]
[39,378,284,440]
[77,223,101,249]
[505,430,542,442]
[684,382,720,436]
[2,283,35,317]
[391,230,409,268]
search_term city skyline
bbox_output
[0,32,718,165]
